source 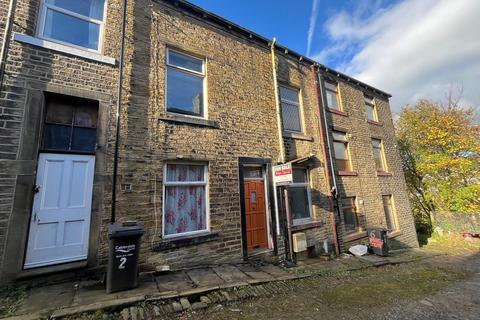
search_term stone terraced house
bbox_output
[0,0,418,283]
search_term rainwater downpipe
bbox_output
[315,67,341,256]
[111,0,128,224]
[270,39,293,262]
[0,0,18,93]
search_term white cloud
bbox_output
[306,0,320,56]
[311,0,480,114]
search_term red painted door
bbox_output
[244,180,268,251]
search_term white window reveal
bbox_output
[166,49,206,118]
[280,86,303,133]
[163,164,208,238]
[287,168,312,224]
[38,0,106,51]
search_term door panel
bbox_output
[244,180,268,251]
[24,153,95,269]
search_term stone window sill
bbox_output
[367,119,383,126]
[338,171,358,176]
[159,114,220,128]
[327,108,348,117]
[153,232,220,251]
[344,230,367,242]
[377,171,392,177]
[14,33,116,65]
[291,220,324,232]
[283,132,314,142]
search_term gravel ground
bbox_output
[174,236,480,320]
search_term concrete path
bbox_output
[1,250,433,319]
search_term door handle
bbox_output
[33,185,40,194]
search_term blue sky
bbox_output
[188,0,480,114]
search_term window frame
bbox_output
[324,81,342,111]
[165,48,207,119]
[162,162,210,239]
[36,0,107,53]
[341,196,360,234]
[287,167,313,225]
[382,195,398,232]
[332,130,352,172]
[364,95,378,121]
[372,138,388,172]
[279,85,304,134]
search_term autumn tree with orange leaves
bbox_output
[396,97,480,230]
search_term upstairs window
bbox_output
[287,168,312,224]
[280,86,303,133]
[342,197,359,233]
[38,0,106,51]
[372,138,387,172]
[325,81,341,111]
[365,95,378,121]
[42,94,98,153]
[382,195,398,232]
[163,163,208,237]
[166,49,205,118]
[332,131,352,172]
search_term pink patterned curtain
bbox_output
[164,164,207,236]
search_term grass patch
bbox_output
[0,285,27,317]
[425,234,480,255]
[320,266,465,306]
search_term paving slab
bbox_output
[257,264,291,278]
[358,254,389,266]
[16,282,75,316]
[156,271,195,292]
[235,264,274,281]
[186,268,225,287]
[213,265,251,283]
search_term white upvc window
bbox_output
[37,0,107,52]
[280,86,303,133]
[287,168,312,225]
[162,163,209,238]
[166,48,207,118]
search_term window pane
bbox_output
[71,127,96,152]
[243,167,262,179]
[45,101,74,125]
[166,68,203,116]
[288,187,310,221]
[74,105,98,128]
[366,104,376,120]
[325,82,337,92]
[292,168,307,183]
[43,124,71,150]
[44,9,100,50]
[332,131,346,141]
[372,139,381,149]
[364,96,374,104]
[166,164,205,182]
[46,0,105,20]
[333,141,347,160]
[326,90,339,110]
[281,102,302,132]
[336,159,350,172]
[343,207,358,232]
[164,186,207,236]
[280,86,299,103]
[383,196,396,230]
[168,50,203,73]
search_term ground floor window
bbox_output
[382,195,398,232]
[342,197,359,233]
[163,163,208,237]
[288,168,312,224]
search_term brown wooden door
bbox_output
[244,180,268,251]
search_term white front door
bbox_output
[24,153,95,269]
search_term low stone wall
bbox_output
[432,211,480,233]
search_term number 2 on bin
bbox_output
[119,257,127,269]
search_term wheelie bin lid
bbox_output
[108,222,144,239]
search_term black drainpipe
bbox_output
[0,0,18,93]
[111,0,128,224]
[316,68,342,254]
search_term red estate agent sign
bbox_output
[273,163,293,186]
